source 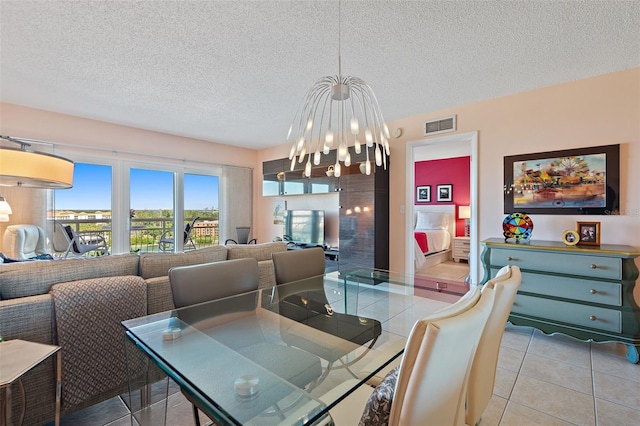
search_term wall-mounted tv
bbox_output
[504,144,620,215]
[284,210,325,246]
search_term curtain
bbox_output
[220,166,253,244]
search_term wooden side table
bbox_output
[0,340,61,426]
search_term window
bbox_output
[50,163,113,256]
[50,159,221,255]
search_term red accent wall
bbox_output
[415,156,470,237]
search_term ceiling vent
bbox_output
[424,115,456,136]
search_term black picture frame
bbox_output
[437,184,452,202]
[503,144,620,215]
[417,185,431,202]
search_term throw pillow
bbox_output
[359,366,399,426]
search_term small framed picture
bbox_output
[417,185,431,202]
[577,221,600,246]
[437,184,453,202]
[561,229,580,246]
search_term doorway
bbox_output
[405,131,479,284]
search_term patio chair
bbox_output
[158,216,199,252]
[52,221,109,259]
[224,226,256,245]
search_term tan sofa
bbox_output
[0,242,287,426]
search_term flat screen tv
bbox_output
[284,210,325,246]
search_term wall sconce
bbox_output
[458,205,471,237]
[0,135,74,188]
[0,193,12,222]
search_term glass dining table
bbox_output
[122,270,456,425]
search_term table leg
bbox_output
[55,351,61,426]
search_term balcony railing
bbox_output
[54,217,219,255]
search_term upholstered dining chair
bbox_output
[271,248,383,383]
[321,280,497,426]
[466,265,521,426]
[168,258,322,426]
[358,284,483,386]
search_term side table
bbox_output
[0,340,61,426]
[452,236,470,262]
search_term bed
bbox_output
[413,205,455,270]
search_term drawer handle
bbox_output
[589,315,597,321]
[590,264,597,269]
[589,289,597,294]
[506,256,513,261]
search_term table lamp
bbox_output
[459,205,471,237]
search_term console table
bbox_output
[480,238,640,363]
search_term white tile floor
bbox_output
[54,276,640,426]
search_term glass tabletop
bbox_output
[123,271,454,425]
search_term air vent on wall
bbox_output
[424,115,456,136]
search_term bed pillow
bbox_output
[415,211,448,230]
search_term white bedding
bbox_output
[415,229,451,253]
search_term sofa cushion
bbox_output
[0,253,140,300]
[227,241,287,262]
[138,246,228,279]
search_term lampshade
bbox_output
[0,214,9,222]
[458,205,471,219]
[0,193,11,214]
[0,145,74,188]
[286,1,389,177]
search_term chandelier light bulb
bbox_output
[290,157,296,171]
[383,123,390,139]
[325,130,334,146]
[334,162,342,177]
[297,136,305,151]
[298,145,307,162]
[354,138,361,154]
[289,144,296,160]
[350,117,359,135]
[344,152,351,167]
[323,143,330,155]
[365,129,373,147]
[306,118,313,132]
[365,160,371,175]
[305,161,312,177]
[338,144,348,162]
[375,145,382,166]
[287,124,293,140]
[313,149,321,165]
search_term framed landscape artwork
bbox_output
[503,144,620,215]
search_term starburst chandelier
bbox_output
[286,1,389,178]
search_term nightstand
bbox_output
[0,340,61,426]
[452,236,470,262]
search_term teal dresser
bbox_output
[480,238,640,363]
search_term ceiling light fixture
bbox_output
[0,135,74,188]
[286,0,389,178]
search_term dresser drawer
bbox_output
[491,269,622,306]
[490,248,622,280]
[512,294,622,333]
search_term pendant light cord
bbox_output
[338,0,342,80]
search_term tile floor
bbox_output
[52,269,640,426]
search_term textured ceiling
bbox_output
[1,1,638,150]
